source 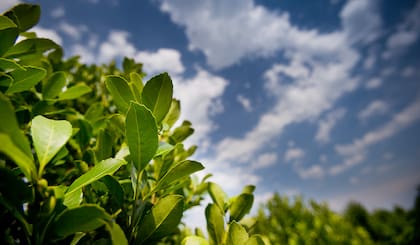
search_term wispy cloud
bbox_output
[236,94,253,112]
[358,100,388,122]
[315,108,346,144]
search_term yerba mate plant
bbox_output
[0,4,267,245]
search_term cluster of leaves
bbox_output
[250,194,373,244]
[251,191,420,245]
[343,187,420,245]
[0,4,264,245]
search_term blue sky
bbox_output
[2,0,420,217]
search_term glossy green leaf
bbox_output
[31,115,72,175]
[125,102,158,171]
[229,193,254,222]
[105,222,128,245]
[0,57,24,72]
[65,158,125,198]
[4,4,40,32]
[154,160,204,191]
[163,99,180,128]
[136,195,184,244]
[227,222,249,245]
[6,66,46,94]
[142,72,173,123]
[53,204,112,238]
[63,188,82,208]
[101,175,124,208]
[129,72,143,102]
[105,75,135,113]
[43,71,67,100]
[4,38,61,58]
[206,204,225,245]
[208,182,228,212]
[58,83,92,100]
[0,16,18,56]
[242,185,256,194]
[154,142,174,157]
[245,235,266,245]
[94,129,113,162]
[182,236,209,245]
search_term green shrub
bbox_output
[0,4,262,245]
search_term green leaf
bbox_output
[169,120,194,144]
[0,16,18,56]
[58,83,92,100]
[105,75,135,113]
[129,72,143,102]
[163,99,180,128]
[4,4,40,32]
[105,222,128,245]
[229,193,254,222]
[154,142,174,157]
[208,182,228,212]
[242,185,256,194]
[43,71,67,100]
[245,235,266,245]
[6,66,46,94]
[0,167,33,206]
[154,160,204,191]
[63,188,82,209]
[226,222,249,245]
[101,175,124,208]
[142,72,173,123]
[53,204,112,238]
[65,158,126,197]
[206,204,225,245]
[4,38,61,58]
[182,236,209,245]
[125,102,158,172]
[31,115,72,176]
[94,129,113,162]
[136,195,184,244]
[0,57,24,72]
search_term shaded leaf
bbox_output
[53,204,112,238]
[206,204,225,245]
[208,182,228,212]
[136,195,184,244]
[142,72,173,123]
[0,167,33,206]
[0,57,25,72]
[125,102,158,171]
[105,222,128,245]
[226,222,249,245]
[229,193,254,222]
[0,16,18,56]
[4,4,40,32]
[31,115,72,175]
[6,65,46,94]
[43,71,67,100]
[245,235,266,245]
[4,38,61,58]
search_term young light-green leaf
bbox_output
[229,193,254,222]
[6,66,46,94]
[58,83,92,100]
[226,222,249,245]
[136,195,184,244]
[43,71,67,100]
[31,115,72,176]
[245,235,266,245]
[105,75,136,113]
[154,160,204,191]
[206,203,225,245]
[105,222,128,245]
[208,182,228,212]
[163,99,180,128]
[53,204,112,238]
[65,158,126,197]
[125,102,158,171]
[142,72,173,123]
[63,188,82,208]
[182,236,209,245]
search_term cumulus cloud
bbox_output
[331,95,420,175]
[358,100,388,122]
[236,94,253,112]
[365,77,383,90]
[51,6,65,18]
[296,164,325,179]
[135,48,185,75]
[315,108,346,144]
[284,147,305,162]
[251,152,278,170]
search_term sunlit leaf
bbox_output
[142,72,173,123]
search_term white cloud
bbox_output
[31,26,63,45]
[172,68,228,146]
[358,100,388,122]
[383,1,420,58]
[98,30,137,63]
[296,164,325,179]
[365,77,383,89]
[251,152,277,170]
[331,96,420,175]
[0,0,19,12]
[58,22,87,40]
[236,94,252,112]
[402,66,415,77]
[51,6,65,18]
[340,0,382,45]
[315,108,346,144]
[135,48,185,75]
[284,147,305,162]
